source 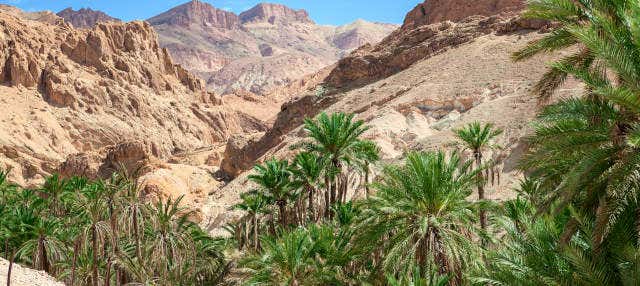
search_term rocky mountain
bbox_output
[148,0,397,95]
[56,7,121,28]
[203,0,581,231]
[0,6,268,219]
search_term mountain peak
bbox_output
[239,2,313,24]
[56,7,120,28]
[147,0,240,29]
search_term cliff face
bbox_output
[403,0,526,29]
[56,7,121,28]
[149,0,397,96]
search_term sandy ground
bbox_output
[0,259,64,286]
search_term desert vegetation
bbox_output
[0,171,228,285]
[3,0,640,285]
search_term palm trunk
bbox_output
[243,219,250,249]
[475,151,487,235]
[105,256,111,286]
[324,176,331,219]
[278,201,287,227]
[6,249,14,286]
[253,216,259,251]
[132,207,141,261]
[92,225,99,286]
[70,238,79,286]
[307,185,315,222]
[364,164,370,199]
[38,235,50,273]
[108,200,120,286]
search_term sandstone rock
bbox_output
[56,7,121,29]
[58,153,99,179]
[98,141,150,177]
[220,132,265,178]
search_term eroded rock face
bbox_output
[0,8,264,187]
[403,0,526,29]
[56,7,121,29]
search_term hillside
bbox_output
[148,0,397,95]
[204,3,581,231]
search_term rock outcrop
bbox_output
[56,7,121,28]
[239,3,313,24]
[149,0,397,95]
[403,0,526,29]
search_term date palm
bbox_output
[74,181,112,286]
[249,159,294,227]
[477,198,640,286]
[234,191,271,251]
[515,0,640,247]
[241,228,314,286]
[146,195,195,281]
[454,122,502,235]
[290,152,324,222]
[356,151,480,285]
[16,216,67,275]
[302,112,370,216]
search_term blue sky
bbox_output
[2,0,422,25]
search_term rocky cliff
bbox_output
[149,0,397,96]
[56,7,121,28]
[403,0,526,29]
[0,7,266,217]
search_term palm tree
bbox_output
[146,195,195,281]
[74,181,112,286]
[290,152,324,222]
[16,216,67,275]
[356,151,480,285]
[351,140,380,199]
[515,0,640,247]
[234,191,271,251]
[454,122,502,236]
[39,175,70,217]
[249,159,294,227]
[477,197,640,286]
[241,228,319,286]
[302,112,370,216]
